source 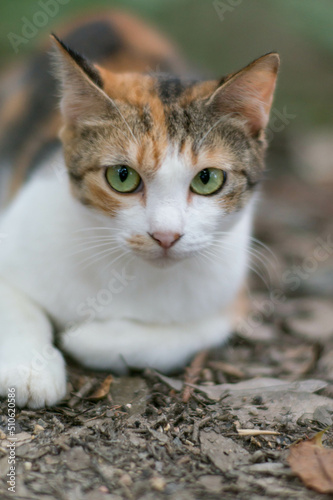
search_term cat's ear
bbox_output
[51,34,112,124]
[208,53,279,136]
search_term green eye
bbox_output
[190,168,226,195]
[106,165,141,193]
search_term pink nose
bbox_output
[149,232,182,249]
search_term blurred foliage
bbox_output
[0,0,332,129]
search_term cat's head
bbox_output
[52,35,279,264]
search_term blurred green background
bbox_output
[1,0,333,182]
[1,0,333,127]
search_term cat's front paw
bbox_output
[0,347,67,408]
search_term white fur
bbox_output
[0,149,253,407]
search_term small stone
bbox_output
[150,429,169,444]
[249,407,259,416]
[200,431,250,472]
[33,424,45,434]
[191,447,201,455]
[24,462,32,471]
[62,446,90,471]
[250,450,265,463]
[150,476,166,491]
[119,473,132,487]
[313,406,333,427]
[165,482,181,495]
[155,461,163,472]
[252,395,263,406]
[127,431,145,448]
[45,455,60,465]
[198,475,222,493]
[52,416,64,431]
[297,413,314,426]
[98,486,109,493]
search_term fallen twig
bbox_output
[182,351,208,403]
[237,429,281,436]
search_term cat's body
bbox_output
[0,12,279,408]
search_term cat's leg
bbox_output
[0,280,67,408]
[60,315,230,373]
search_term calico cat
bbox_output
[0,11,279,408]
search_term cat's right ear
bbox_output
[207,53,280,137]
[51,34,112,124]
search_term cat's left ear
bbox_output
[208,53,279,137]
[51,34,111,124]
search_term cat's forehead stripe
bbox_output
[156,75,200,104]
[157,76,184,103]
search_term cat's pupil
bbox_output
[200,169,210,185]
[119,166,128,182]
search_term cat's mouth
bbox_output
[132,248,182,266]
[126,233,207,265]
[130,245,204,267]
[148,254,180,268]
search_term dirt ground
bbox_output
[1,137,333,500]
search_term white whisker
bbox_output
[202,243,271,290]
[101,249,132,273]
[77,246,122,269]
[209,232,279,282]
[68,241,123,258]
[74,226,124,233]
[197,116,231,149]
[108,97,139,146]
[71,235,120,242]
[69,236,121,248]
[209,239,274,275]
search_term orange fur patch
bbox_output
[127,234,155,252]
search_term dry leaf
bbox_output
[154,372,184,392]
[189,377,327,401]
[88,375,113,400]
[288,430,333,494]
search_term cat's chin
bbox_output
[140,254,182,268]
